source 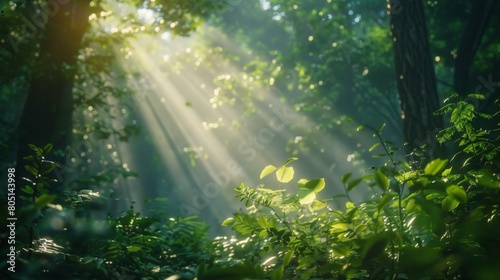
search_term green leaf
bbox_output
[28,144,40,152]
[441,167,452,177]
[446,185,467,203]
[258,216,267,228]
[369,142,380,152]
[22,185,34,194]
[377,123,386,133]
[310,200,327,211]
[467,93,485,100]
[42,143,53,154]
[256,188,286,194]
[80,257,95,264]
[35,194,56,209]
[476,169,500,188]
[347,177,363,191]
[424,159,449,176]
[276,166,294,183]
[25,165,38,176]
[297,178,308,187]
[355,224,367,234]
[304,178,326,193]
[442,196,460,212]
[126,246,142,252]
[377,193,397,210]
[283,250,294,266]
[283,157,298,166]
[259,230,267,237]
[271,265,284,280]
[298,188,316,205]
[341,173,352,184]
[221,218,234,226]
[260,165,277,179]
[330,222,349,233]
[405,198,416,212]
[374,170,389,191]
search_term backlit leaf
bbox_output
[304,178,326,193]
[276,166,294,183]
[260,165,277,179]
[424,159,449,176]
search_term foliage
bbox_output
[212,94,500,279]
[1,87,499,280]
[0,144,214,279]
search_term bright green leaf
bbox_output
[377,193,397,210]
[258,215,267,228]
[260,165,277,179]
[310,200,327,211]
[406,198,416,212]
[446,185,467,203]
[369,142,380,152]
[304,178,326,193]
[330,222,349,233]
[297,178,308,187]
[221,218,234,226]
[442,196,460,212]
[276,166,294,183]
[441,167,452,177]
[298,189,316,205]
[283,157,298,166]
[424,159,449,176]
[126,246,142,252]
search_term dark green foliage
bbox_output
[213,94,500,279]
[0,144,213,279]
[1,81,498,279]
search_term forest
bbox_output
[0,0,499,279]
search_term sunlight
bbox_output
[101,26,381,230]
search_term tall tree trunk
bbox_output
[389,0,444,161]
[16,0,91,178]
[454,0,499,95]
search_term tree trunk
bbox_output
[16,0,91,178]
[454,0,499,95]
[389,0,444,161]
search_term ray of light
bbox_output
[103,26,387,234]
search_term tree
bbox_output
[3,0,224,178]
[388,0,443,160]
[453,0,499,96]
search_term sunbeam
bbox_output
[99,26,384,235]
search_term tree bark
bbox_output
[389,0,444,161]
[16,0,91,177]
[454,0,499,95]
